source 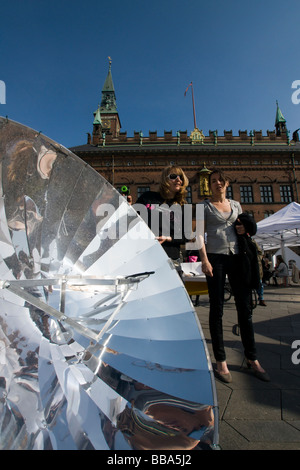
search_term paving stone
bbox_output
[218,421,250,450]
[225,420,300,443]
[223,390,281,420]
[282,390,300,420]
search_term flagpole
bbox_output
[185,82,197,129]
[191,82,197,129]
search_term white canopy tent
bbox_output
[254,202,300,260]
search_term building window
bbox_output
[226,185,233,200]
[244,210,254,218]
[260,185,273,203]
[280,185,293,203]
[264,210,274,218]
[240,186,253,203]
[137,187,150,199]
[186,185,192,204]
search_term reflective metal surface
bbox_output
[0,117,218,450]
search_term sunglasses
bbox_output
[168,173,183,181]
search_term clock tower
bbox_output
[92,57,121,144]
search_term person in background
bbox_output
[262,256,273,285]
[272,255,289,286]
[291,261,300,284]
[198,169,270,383]
[253,241,267,306]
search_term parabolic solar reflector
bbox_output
[0,117,218,450]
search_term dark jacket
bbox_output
[234,213,260,289]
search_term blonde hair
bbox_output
[159,166,189,205]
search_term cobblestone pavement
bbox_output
[195,284,300,450]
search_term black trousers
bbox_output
[206,253,257,362]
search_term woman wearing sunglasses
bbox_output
[135,166,189,271]
[199,169,269,383]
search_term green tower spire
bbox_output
[275,100,286,125]
[275,101,287,136]
[100,57,117,114]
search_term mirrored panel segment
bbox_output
[0,117,218,450]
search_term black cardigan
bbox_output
[135,191,187,260]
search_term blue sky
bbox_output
[1,0,300,148]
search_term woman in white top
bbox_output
[199,169,269,383]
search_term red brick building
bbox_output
[70,61,300,222]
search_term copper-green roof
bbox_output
[102,64,115,92]
[275,101,286,125]
[93,105,102,125]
